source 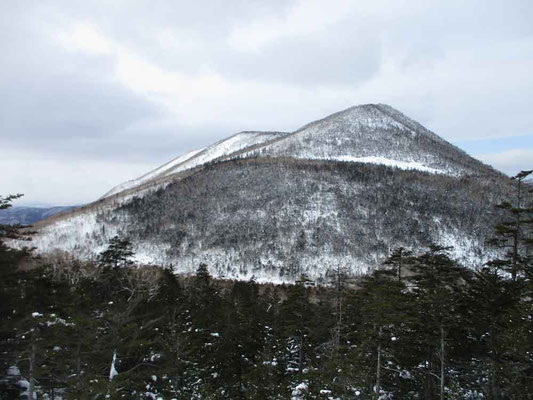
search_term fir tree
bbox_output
[488,170,533,281]
[351,268,414,398]
[463,266,523,399]
[278,276,313,379]
[408,245,468,400]
[383,247,413,283]
[97,235,135,269]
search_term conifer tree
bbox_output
[351,268,415,398]
[0,193,38,396]
[180,264,226,397]
[408,245,467,400]
[488,170,533,281]
[97,235,135,269]
[383,247,413,282]
[278,276,313,378]
[463,266,523,399]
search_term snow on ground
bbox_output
[101,132,286,199]
[109,350,118,380]
[330,156,444,174]
[101,148,205,198]
[161,132,285,177]
[238,104,472,177]
[16,210,120,260]
[437,228,499,267]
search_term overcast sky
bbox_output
[1,0,532,206]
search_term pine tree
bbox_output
[488,170,533,281]
[0,194,35,244]
[408,245,468,400]
[328,264,350,356]
[180,264,226,397]
[278,276,313,379]
[475,170,533,397]
[97,235,135,269]
[463,266,523,399]
[349,268,415,398]
[218,279,265,398]
[383,247,413,283]
[0,193,38,396]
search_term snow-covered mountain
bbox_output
[20,104,509,283]
[244,104,488,176]
[102,131,288,198]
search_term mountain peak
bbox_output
[248,103,491,177]
[102,103,497,200]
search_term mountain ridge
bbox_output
[15,103,509,282]
[242,103,495,178]
[102,103,501,202]
[102,130,289,198]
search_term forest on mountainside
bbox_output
[0,171,531,399]
[33,158,510,282]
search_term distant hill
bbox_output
[0,206,76,225]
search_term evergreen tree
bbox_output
[0,193,37,396]
[383,247,413,283]
[97,235,135,269]
[408,245,468,400]
[471,170,533,398]
[349,268,415,398]
[277,276,313,392]
[179,264,226,397]
[463,266,524,399]
[488,170,533,281]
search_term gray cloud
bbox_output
[0,0,532,205]
[476,149,533,177]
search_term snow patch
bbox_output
[7,365,20,376]
[332,156,444,174]
[109,350,118,380]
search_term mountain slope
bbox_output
[19,104,509,282]
[245,104,494,176]
[102,131,288,198]
[101,148,205,198]
[29,159,508,282]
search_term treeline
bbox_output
[0,242,531,399]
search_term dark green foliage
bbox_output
[97,235,135,269]
[0,194,23,211]
[1,249,532,399]
[0,194,34,243]
[488,170,533,280]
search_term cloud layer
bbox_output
[1,0,532,204]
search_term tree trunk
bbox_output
[398,248,403,283]
[299,332,304,375]
[334,267,343,354]
[440,326,445,400]
[489,357,501,400]
[489,323,501,400]
[76,337,82,392]
[425,345,433,399]
[375,326,382,398]
[29,341,36,400]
